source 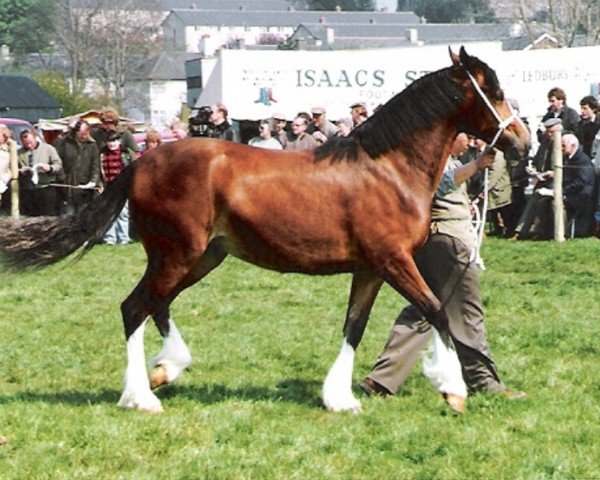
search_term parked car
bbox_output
[0,117,43,147]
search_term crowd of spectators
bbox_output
[0,89,599,240]
[506,88,599,240]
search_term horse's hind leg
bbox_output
[117,244,208,412]
[149,242,228,390]
[148,305,192,390]
[117,274,165,413]
[323,271,383,413]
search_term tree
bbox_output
[299,0,376,11]
[398,0,496,23]
[51,0,99,96]
[500,0,600,47]
[51,0,165,107]
[0,0,56,54]
[33,70,98,116]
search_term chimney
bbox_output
[420,16,427,24]
[325,27,334,45]
[406,28,418,44]
[335,5,341,11]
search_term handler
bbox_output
[360,133,526,412]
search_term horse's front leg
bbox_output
[323,271,383,413]
[117,318,164,413]
[382,250,454,347]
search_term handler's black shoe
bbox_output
[360,377,392,397]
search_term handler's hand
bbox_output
[312,131,327,144]
[475,147,495,170]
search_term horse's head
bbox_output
[450,46,531,160]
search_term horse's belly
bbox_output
[213,220,356,274]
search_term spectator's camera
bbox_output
[188,106,213,137]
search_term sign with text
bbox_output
[197,43,600,122]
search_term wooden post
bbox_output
[8,138,19,220]
[552,130,564,242]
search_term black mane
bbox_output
[314,66,465,163]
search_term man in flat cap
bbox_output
[512,117,563,239]
[350,101,369,127]
[91,106,138,154]
[271,112,290,147]
[310,106,337,144]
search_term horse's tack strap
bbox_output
[465,70,519,149]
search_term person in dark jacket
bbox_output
[561,134,596,237]
[208,103,239,142]
[100,130,136,244]
[575,95,600,158]
[53,118,101,215]
[538,87,579,142]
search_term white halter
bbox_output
[465,70,520,148]
[464,70,520,269]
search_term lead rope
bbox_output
[471,167,489,270]
[464,71,518,270]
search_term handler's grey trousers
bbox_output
[365,233,505,395]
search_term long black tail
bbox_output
[0,166,134,270]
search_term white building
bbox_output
[161,9,420,54]
[122,52,198,129]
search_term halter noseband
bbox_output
[465,70,519,148]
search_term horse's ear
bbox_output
[449,47,461,66]
[459,46,473,70]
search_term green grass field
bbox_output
[0,238,599,479]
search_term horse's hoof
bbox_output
[150,364,169,390]
[139,403,164,414]
[117,390,164,413]
[323,396,363,414]
[442,392,466,414]
[326,403,363,414]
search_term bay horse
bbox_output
[0,47,530,413]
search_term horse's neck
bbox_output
[391,124,458,194]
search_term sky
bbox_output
[377,0,397,11]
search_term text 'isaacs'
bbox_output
[296,69,385,88]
